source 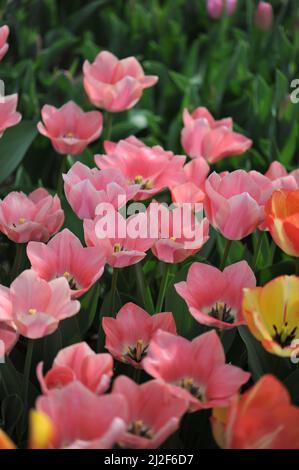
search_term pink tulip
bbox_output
[150,203,209,263]
[0,94,22,137]
[112,376,188,448]
[0,284,17,352]
[0,188,64,243]
[181,107,252,163]
[0,25,9,61]
[37,101,103,155]
[63,162,139,220]
[255,2,273,31]
[36,381,127,449]
[37,342,113,395]
[204,170,273,240]
[207,0,237,19]
[264,161,299,191]
[83,51,158,112]
[95,136,186,201]
[3,269,80,339]
[84,209,154,268]
[102,302,176,369]
[27,229,106,298]
[171,157,210,204]
[175,261,256,330]
[0,322,18,355]
[143,330,250,411]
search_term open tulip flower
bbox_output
[37,342,113,394]
[264,161,299,191]
[0,269,80,339]
[35,382,127,449]
[181,107,252,163]
[0,93,22,137]
[204,169,273,240]
[171,157,209,205]
[175,261,256,330]
[95,136,186,201]
[0,25,9,61]
[83,51,158,112]
[37,101,103,155]
[102,302,176,368]
[150,203,209,263]
[0,188,64,243]
[63,162,139,220]
[112,376,188,449]
[143,330,250,411]
[27,228,106,298]
[211,375,299,449]
[84,209,154,268]
[242,275,299,357]
[265,189,299,257]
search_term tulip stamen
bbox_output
[179,377,205,401]
[272,322,297,347]
[125,339,148,363]
[134,175,153,190]
[113,243,123,253]
[209,302,234,323]
[63,271,80,290]
[28,308,37,316]
[127,419,153,439]
[63,131,75,138]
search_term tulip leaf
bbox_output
[77,283,101,336]
[284,369,299,405]
[0,121,37,186]
[1,394,23,436]
[238,326,291,382]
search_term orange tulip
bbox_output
[265,189,299,256]
[211,375,299,449]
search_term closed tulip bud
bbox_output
[255,1,273,31]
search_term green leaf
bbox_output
[68,0,109,32]
[284,369,299,405]
[0,121,37,185]
[1,395,23,435]
[238,326,291,381]
[77,283,101,336]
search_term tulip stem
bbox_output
[156,263,171,313]
[135,263,155,314]
[104,112,113,141]
[11,243,24,282]
[23,339,34,420]
[109,268,119,315]
[57,156,67,199]
[220,239,232,270]
[252,231,264,270]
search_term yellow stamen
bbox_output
[28,308,37,316]
[170,236,176,241]
[113,243,122,253]
[135,339,144,362]
[134,175,143,184]
[65,131,74,138]
[19,218,26,224]
[63,271,71,280]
